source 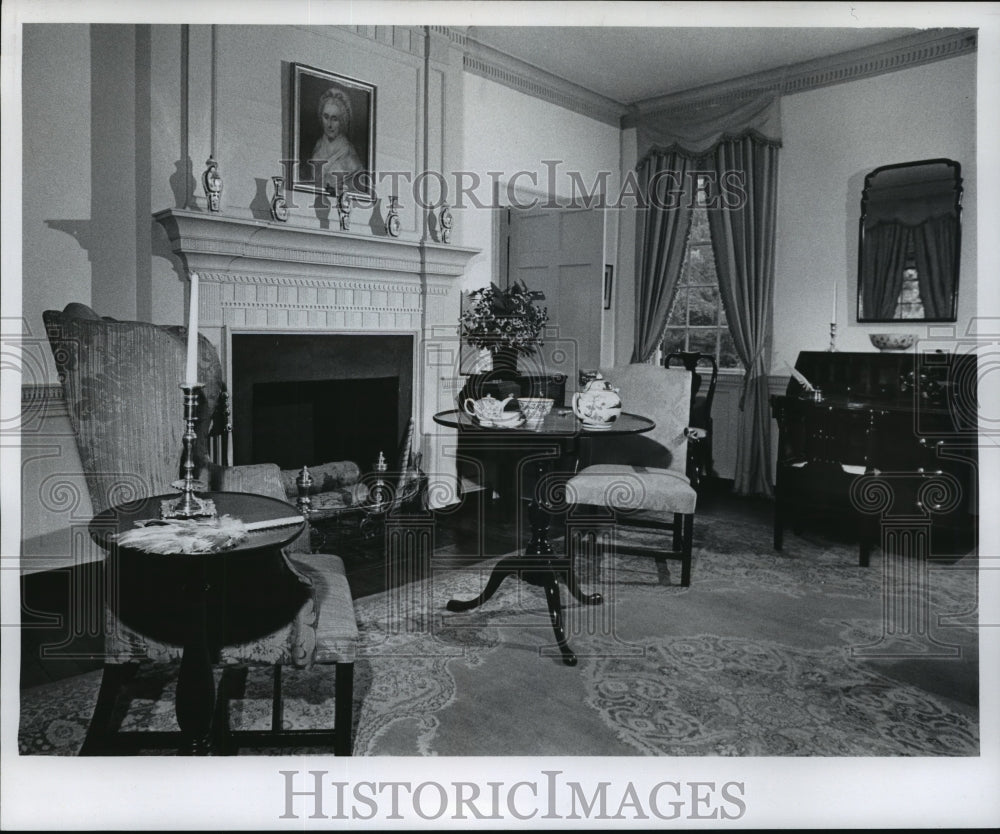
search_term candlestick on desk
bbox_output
[185,272,199,386]
[828,322,838,352]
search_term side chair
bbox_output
[564,363,701,586]
[665,350,719,490]
[43,303,358,755]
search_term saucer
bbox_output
[478,414,524,428]
[581,421,614,431]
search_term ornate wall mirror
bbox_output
[857,158,962,322]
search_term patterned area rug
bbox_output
[18,511,979,756]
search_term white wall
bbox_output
[461,72,621,292]
[21,24,93,347]
[773,53,976,370]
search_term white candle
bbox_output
[185,272,199,385]
[831,282,837,325]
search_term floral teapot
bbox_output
[572,373,622,427]
[463,393,516,423]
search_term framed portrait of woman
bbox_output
[290,63,376,198]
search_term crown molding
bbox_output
[461,31,627,127]
[442,26,975,128]
[631,27,978,118]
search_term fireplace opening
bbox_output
[231,334,414,472]
[252,377,400,471]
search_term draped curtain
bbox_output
[911,215,958,319]
[633,96,782,496]
[706,136,780,496]
[861,222,910,320]
[631,152,697,362]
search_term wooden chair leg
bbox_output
[79,662,139,756]
[272,664,284,732]
[214,666,248,756]
[334,662,354,756]
[680,514,693,587]
[672,513,682,551]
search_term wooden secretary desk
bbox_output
[771,350,978,565]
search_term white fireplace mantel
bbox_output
[154,207,480,334]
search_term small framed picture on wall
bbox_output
[290,63,376,198]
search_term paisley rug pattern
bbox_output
[18,513,979,756]
[582,633,978,757]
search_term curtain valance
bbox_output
[637,95,782,163]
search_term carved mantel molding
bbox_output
[154,208,479,287]
[154,208,480,334]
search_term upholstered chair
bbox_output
[43,303,358,755]
[564,364,700,586]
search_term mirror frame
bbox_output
[856,158,963,323]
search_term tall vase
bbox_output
[491,346,519,379]
[459,345,521,405]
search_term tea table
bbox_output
[432,408,655,666]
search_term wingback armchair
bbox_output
[43,303,358,755]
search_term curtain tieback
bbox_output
[738,344,768,409]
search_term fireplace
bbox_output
[231,334,414,471]
[154,208,481,508]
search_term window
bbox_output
[658,191,742,370]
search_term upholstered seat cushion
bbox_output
[282,552,359,665]
[104,553,357,666]
[566,463,697,515]
[210,462,286,499]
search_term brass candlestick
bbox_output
[161,383,217,519]
[827,322,838,352]
[370,451,390,514]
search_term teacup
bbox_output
[519,397,554,425]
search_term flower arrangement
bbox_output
[459,280,549,356]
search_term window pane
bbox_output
[719,331,741,369]
[687,329,717,357]
[667,289,686,325]
[688,208,711,244]
[657,198,744,375]
[687,244,716,285]
[660,328,686,356]
[688,286,719,326]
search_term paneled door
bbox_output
[504,205,605,387]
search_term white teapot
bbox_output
[572,374,622,427]
[463,393,515,422]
